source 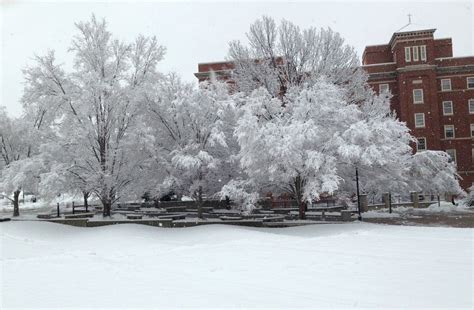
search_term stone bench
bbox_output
[157,214,186,220]
[341,210,352,222]
[262,216,285,222]
[126,214,143,220]
[257,210,275,215]
[37,213,54,219]
[220,216,243,221]
[272,208,299,214]
[64,212,95,219]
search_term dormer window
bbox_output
[405,47,411,62]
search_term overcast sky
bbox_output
[1,0,472,116]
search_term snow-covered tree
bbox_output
[0,108,40,216]
[22,15,166,216]
[231,79,363,218]
[36,141,95,208]
[335,91,415,199]
[463,185,474,207]
[228,16,369,103]
[143,77,238,217]
[228,78,462,216]
[406,150,463,196]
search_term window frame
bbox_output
[467,77,474,89]
[405,47,411,62]
[420,45,427,61]
[471,124,474,138]
[444,125,455,139]
[441,79,452,91]
[416,137,427,151]
[446,149,457,164]
[379,84,389,93]
[469,99,474,114]
[442,101,453,116]
[412,46,419,61]
[413,89,424,104]
[414,113,425,128]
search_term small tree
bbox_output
[0,157,44,216]
[144,78,238,218]
[0,108,39,216]
[407,150,463,196]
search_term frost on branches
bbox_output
[232,79,360,218]
[22,15,166,216]
[143,77,239,217]
[227,78,462,216]
[0,108,42,216]
[228,16,370,104]
[2,15,464,216]
[407,150,462,195]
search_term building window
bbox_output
[405,47,411,62]
[416,137,427,151]
[468,77,474,89]
[413,89,424,104]
[379,84,389,93]
[446,149,457,164]
[471,124,474,137]
[469,99,474,114]
[412,46,419,61]
[415,113,425,128]
[441,79,451,91]
[442,101,453,115]
[444,125,455,139]
[420,45,427,61]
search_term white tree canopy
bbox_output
[143,77,239,215]
[228,16,370,103]
[22,15,166,215]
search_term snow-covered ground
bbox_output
[363,201,474,218]
[1,222,472,308]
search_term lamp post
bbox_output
[356,166,362,221]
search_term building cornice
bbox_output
[194,69,233,79]
[389,29,436,49]
[396,64,437,72]
[366,71,397,81]
[436,65,474,75]
[362,62,396,68]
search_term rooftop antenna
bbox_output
[396,13,413,32]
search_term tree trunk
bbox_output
[299,201,306,220]
[197,185,203,219]
[13,190,20,217]
[102,198,111,217]
[83,191,89,212]
[293,175,306,220]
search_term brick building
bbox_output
[362,28,474,190]
[195,28,474,190]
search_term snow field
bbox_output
[0,221,472,308]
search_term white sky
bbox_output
[1,0,472,116]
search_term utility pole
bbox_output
[389,192,392,214]
[356,167,362,221]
